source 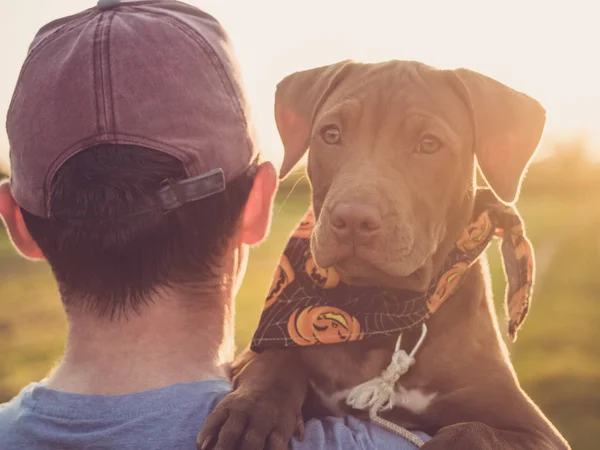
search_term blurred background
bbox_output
[1,1,599,449]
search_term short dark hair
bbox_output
[22,144,257,317]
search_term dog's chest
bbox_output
[310,381,437,418]
[300,337,437,418]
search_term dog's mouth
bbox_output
[310,214,436,291]
[333,258,433,291]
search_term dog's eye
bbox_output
[416,135,442,154]
[320,125,342,145]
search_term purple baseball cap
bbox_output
[6,0,259,217]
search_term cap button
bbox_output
[97,0,121,10]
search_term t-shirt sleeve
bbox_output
[290,416,431,450]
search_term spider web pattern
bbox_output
[251,189,529,352]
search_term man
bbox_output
[0,1,428,449]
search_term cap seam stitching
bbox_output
[145,12,254,159]
[165,16,248,133]
[92,11,103,137]
[107,12,118,139]
[99,13,111,137]
[6,11,98,123]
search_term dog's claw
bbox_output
[295,415,305,441]
[196,435,211,450]
[197,389,300,450]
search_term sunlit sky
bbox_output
[1,0,599,171]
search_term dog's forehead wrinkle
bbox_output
[318,96,363,125]
[337,65,467,137]
[321,69,460,145]
[339,98,459,153]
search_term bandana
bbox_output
[250,189,534,352]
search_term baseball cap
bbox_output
[6,0,259,218]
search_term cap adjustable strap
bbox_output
[154,168,226,212]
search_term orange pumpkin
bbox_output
[288,306,363,346]
[456,211,493,252]
[264,255,295,310]
[427,261,469,314]
[304,257,340,289]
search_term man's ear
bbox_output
[275,60,354,179]
[449,69,546,203]
[240,162,278,246]
[0,181,44,260]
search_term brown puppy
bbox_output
[198,60,570,450]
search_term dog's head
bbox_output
[275,60,545,290]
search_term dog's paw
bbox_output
[197,388,304,450]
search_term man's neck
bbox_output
[45,284,235,395]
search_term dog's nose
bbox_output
[330,202,382,244]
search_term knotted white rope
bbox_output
[346,323,428,448]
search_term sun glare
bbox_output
[0,0,599,168]
[196,0,600,165]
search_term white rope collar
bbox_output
[346,323,428,447]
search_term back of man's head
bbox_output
[3,1,265,317]
[22,145,258,317]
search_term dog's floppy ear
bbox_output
[275,60,354,179]
[450,69,546,203]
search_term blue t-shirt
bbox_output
[0,379,429,449]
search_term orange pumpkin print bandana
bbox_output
[251,189,534,351]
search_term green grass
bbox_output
[485,194,600,450]
[1,182,599,449]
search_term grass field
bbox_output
[1,175,599,449]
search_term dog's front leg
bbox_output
[414,381,571,450]
[422,421,567,450]
[197,348,307,450]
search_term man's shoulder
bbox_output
[0,382,34,418]
[0,380,231,450]
[0,383,37,444]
